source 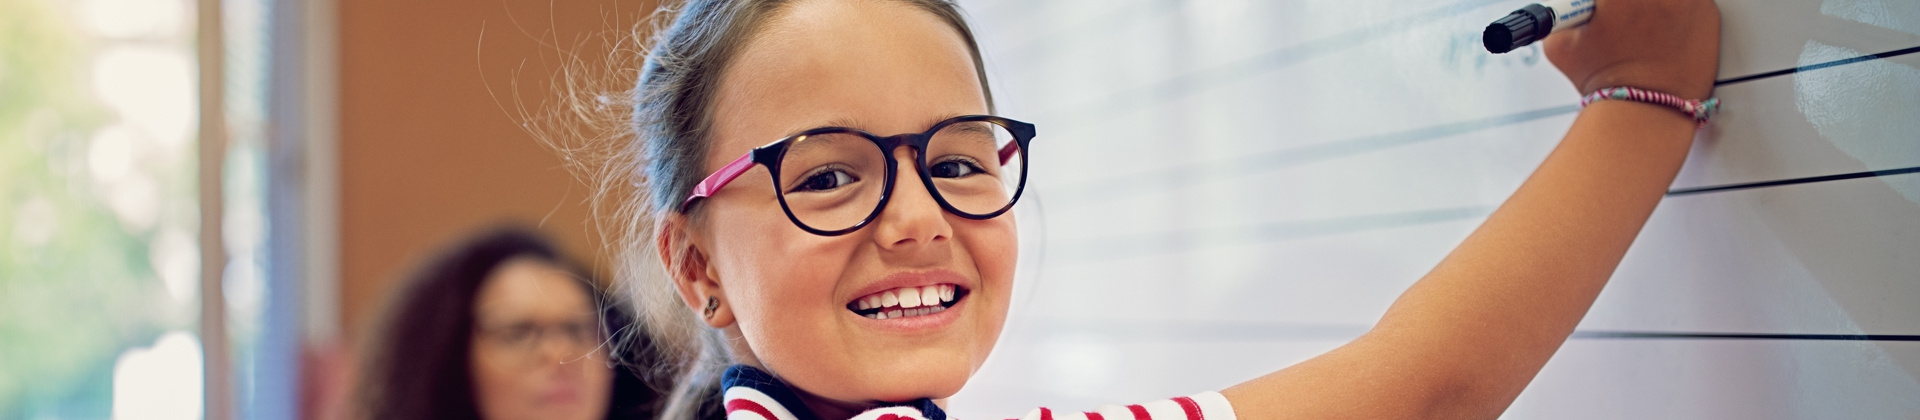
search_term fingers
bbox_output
[1542,0,1721,98]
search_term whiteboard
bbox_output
[947,0,1920,418]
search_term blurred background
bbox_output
[1,0,651,418]
[4,0,1917,419]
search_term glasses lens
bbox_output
[777,132,888,231]
[928,120,1024,216]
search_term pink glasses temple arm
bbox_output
[998,141,1020,165]
[681,152,757,211]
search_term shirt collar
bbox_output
[721,365,949,420]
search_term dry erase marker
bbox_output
[1483,0,1595,53]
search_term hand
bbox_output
[1543,0,1721,99]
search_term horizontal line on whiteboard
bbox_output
[1039,105,1580,207]
[1026,321,1920,342]
[1715,44,1920,86]
[1572,331,1920,342]
[1036,46,1918,207]
[1046,205,1490,262]
[1034,0,1509,122]
[1667,165,1920,196]
[1042,166,1918,263]
[990,0,1185,63]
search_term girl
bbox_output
[558,0,1722,418]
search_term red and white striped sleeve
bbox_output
[1011,392,1236,420]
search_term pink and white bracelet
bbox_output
[1580,86,1720,127]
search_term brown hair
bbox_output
[527,1,993,419]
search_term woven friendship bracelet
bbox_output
[1580,86,1720,127]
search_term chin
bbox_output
[861,338,994,401]
[859,365,971,402]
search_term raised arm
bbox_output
[1221,0,1722,418]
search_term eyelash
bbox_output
[930,155,987,177]
[789,164,860,193]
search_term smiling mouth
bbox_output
[846,284,968,320]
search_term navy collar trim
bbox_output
[720,365,948,420]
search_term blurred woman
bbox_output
[353,227,656,420]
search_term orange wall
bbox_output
[336,0,655,344]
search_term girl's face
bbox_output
[688,0,1016,408]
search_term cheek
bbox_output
[468,347,520,407]
[708,200,845,299]
[581,352,615,404]
[958,215,1019,352]
[709,207,854,337]
[737,252,843,323]
[962,215,1019,295]
[723,232,845,306]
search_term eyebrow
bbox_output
[780,117,862,138]
[779,113,972,138]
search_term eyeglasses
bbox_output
[475,319,603,360]
[681,115,1035,236]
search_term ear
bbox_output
[658,214,736,329]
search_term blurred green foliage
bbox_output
[1,0,194,417]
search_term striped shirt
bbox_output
[720,365,1237,420]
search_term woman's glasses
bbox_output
[682,115,1034,236]
[474,319,602,363]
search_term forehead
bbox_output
[708,0,987,163]
[474,258,593,321]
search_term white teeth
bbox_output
[861,297,954,320]
[919,286,941,307]
[856,285,966,320]
[898,288,922,308]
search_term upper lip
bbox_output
[845,269,973,304]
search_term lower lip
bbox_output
[855,297,965,332]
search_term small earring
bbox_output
[703,296,719,319]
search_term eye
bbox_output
[500,325,539,345]
[792,168,858,192]
[562,321,599,344]
[930,158,985,179]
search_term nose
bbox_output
[536,339,595,380]
[872,146,952,253]
[535,330,591,365]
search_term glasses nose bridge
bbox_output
[530,325,593,357]
[873,132,929,161]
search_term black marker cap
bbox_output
[1483,3,1555,54]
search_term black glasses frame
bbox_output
[690,115,1035,236]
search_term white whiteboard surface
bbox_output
[947,0,1920,418]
